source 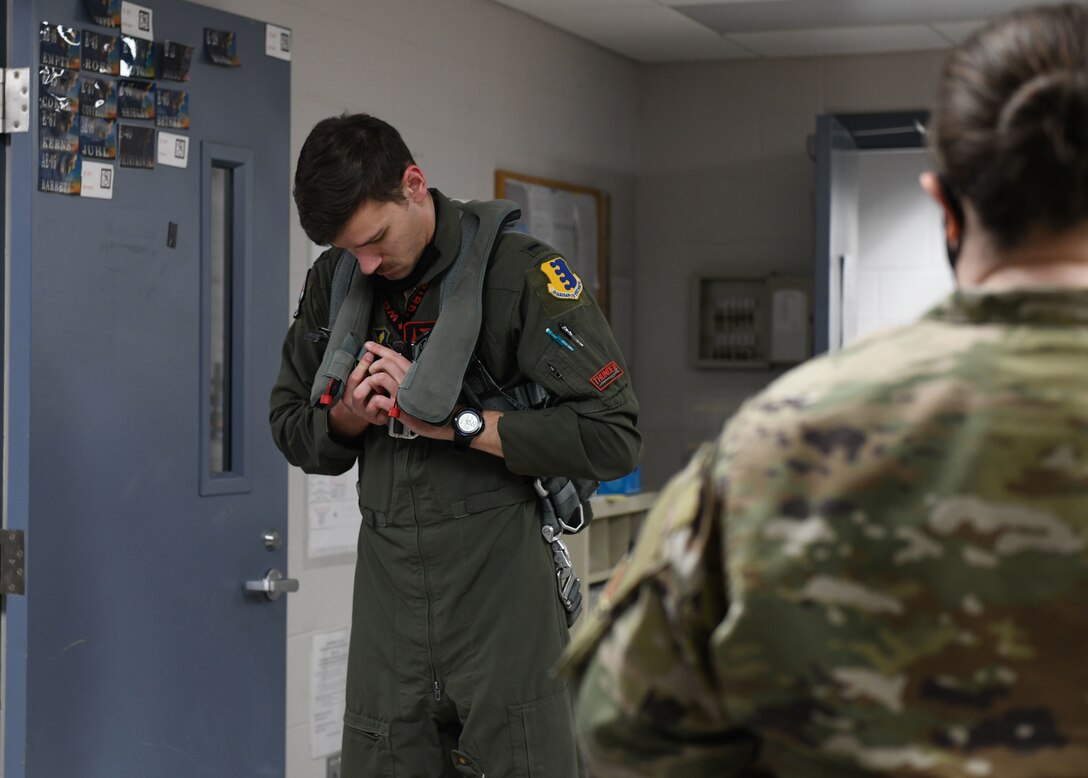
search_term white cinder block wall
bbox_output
[191,1,638,775]
[850,149,953,345]
[634,51,949,488]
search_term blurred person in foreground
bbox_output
[562,4,1088,776]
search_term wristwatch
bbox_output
[452,407,485,452]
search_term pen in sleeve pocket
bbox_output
[558,323,584,347]
[545,327,575,352]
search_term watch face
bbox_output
[455,410,483,436]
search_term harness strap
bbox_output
[396,200,520,424]
[328,249,357,330]
[308,254,374,407]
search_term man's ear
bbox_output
[920,171,961,246]
[402,165,428,203]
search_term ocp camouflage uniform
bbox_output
[563,289,1088,777]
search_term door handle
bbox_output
[244,569,299,601]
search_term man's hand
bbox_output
[334,341,507,455]
[326,348,384,441]
[362,341,454,442]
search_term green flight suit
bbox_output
[270,189,641,777]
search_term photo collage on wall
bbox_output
[38,0,204,198]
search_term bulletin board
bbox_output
[495,170,610,318]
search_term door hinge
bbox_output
[0,530,26,595]
[1,68,31,134]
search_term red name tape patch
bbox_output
[590,361,624,391]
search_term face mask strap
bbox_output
[938,175,966,269]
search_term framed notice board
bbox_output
[495,170,610,318]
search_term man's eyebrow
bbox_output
[355,227,384,248]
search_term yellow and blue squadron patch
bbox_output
[541,256,582,301]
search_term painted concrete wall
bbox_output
[634,51,948,487]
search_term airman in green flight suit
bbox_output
[270,113,641,777]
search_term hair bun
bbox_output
[998,69,1088,165]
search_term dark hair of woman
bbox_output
[928,3,1088,249]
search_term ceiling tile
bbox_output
[673,0,1051,34]
[521,5,756,62]
[729,24,950,58]
[488,0,1050,63]
[494,0,659,11]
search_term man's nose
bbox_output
[354,251,381,275]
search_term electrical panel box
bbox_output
[691,275,812,369]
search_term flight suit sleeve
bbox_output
[268,251,363,475]
[496,252,642,481]
[559,439,760,776]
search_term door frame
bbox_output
[813,110,929,354]
[5,0,36,771]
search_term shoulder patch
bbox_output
[540,256,583,301]
[524,256,591,318]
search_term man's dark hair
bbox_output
[293,114,416,245]
[929,3,1088,248]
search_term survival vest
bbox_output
[308,199,519,424]
[309,197,595,624]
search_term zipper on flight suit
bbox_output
[403,438,443,702]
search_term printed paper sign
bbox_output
[40,67,79,113]
[81,30,120,75]
[311,629,350,759]
[160,41,193,82]
[121,1,154,40]
[79,116,118,159]
[118,124,155,169]
[79,76,117,119]
[265,24,291,61]
[39,150,81,195]
[40,108,79,153]
[120,36,157,79]
[156,131,189,169]
[86,0,121,28]
[39,23,81,69]
[118,79,154,119]
[155,88,189,130]
[205,29,240,67]
[80,160,115,200]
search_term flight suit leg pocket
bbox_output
[507,689,579,778]
[342,711,394,776]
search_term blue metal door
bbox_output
[5,1,290,775]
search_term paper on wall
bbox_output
[311,628,350,759]
[308,469,360,558]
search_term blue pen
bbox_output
[545,327,575,352]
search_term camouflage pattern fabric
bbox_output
[562,289,1088,777]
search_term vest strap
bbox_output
[308,257,374,407]
[396,199,520,424]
